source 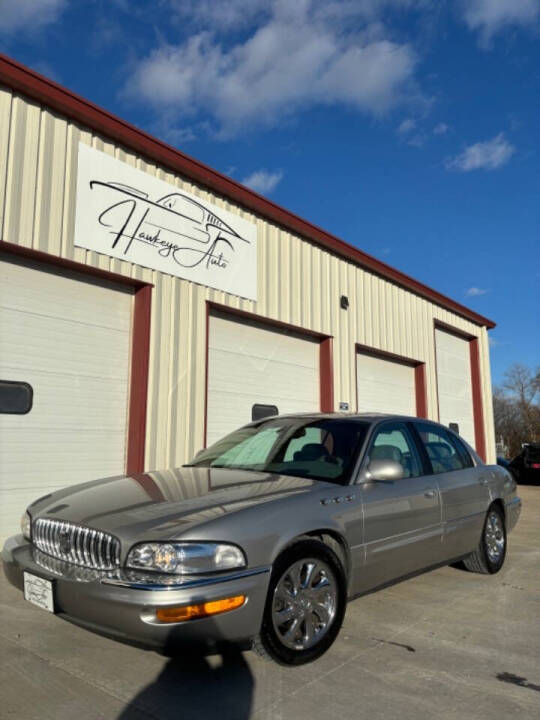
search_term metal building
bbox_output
[0,55,496,541]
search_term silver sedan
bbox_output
[2,414,522,665]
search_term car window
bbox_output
[188,418,369,484]
[447,433,474,469]
[415,423,467,474]
[368,423,422,479]
[215,427,281,467]
[283,427,331,461]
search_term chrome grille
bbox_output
[33,519,120,570]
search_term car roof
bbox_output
[254,412,427,424]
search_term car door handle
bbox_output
[479,477,489,485]
[424,489,436,498]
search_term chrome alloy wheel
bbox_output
[271,558,338,651]
[485,510,505,563]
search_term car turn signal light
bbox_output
[155,595,245,623]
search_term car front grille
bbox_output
[33,519,120,570]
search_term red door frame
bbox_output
[433,320,486,460]
[355,343,428,419]
[204,301,334,447]
[0,241,152,474]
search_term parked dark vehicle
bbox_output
[2,414,521,665]
[509,443,540,484]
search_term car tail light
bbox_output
[154,595,245,623]
[531,463,540,469]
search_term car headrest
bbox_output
[371,444,402,463]
[293,443,330,462]
[425,442,451,459]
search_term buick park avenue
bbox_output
[2,414,522,665]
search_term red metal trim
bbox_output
[432,323,441,421]
[206,302,331,340]
[356,342,421,368]
[127,284,152,474]
[203,302,210,448]
[319,338,334,412]
[0,240,152,475]
[0,53,495,330]
[434,319,475,341]
[355,343,427,418]
[130,473,165,502]
[0,240,151,289]
[414,364,428,418]
[469,338,486,461]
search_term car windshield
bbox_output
[186,418,369,484]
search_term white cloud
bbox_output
[126,1,420,135]
[0,0,67,33]
[433,122,449,135]
[466,287,489,297]
[166,0,271,31]
[446,133,515,172]
[461,0,540,46]
[397,117,416,134]
[162,126,197,145]
[407,133,425,147]
[241,169,283,194]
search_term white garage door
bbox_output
[435,328,475,447]
[207,311,320,445]
[0,257,133,542]
[356,352,416,416]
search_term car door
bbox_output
[354,420,442,594]
[410,421,490,560]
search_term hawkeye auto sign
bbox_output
[74,143,257,300]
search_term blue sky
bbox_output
[1,0,538,385]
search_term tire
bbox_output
[463,505,506,574]
[253,539,347,666]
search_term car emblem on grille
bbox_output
[59,530,72,554]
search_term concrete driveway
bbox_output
[1,485,539,720]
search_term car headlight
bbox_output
[21,511,32,540]
[125,542,246,575]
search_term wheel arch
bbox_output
[273,529,351,584]
[489,497,506,522]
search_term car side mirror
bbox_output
[365,459,404,483]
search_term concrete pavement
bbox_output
[1,485,539,719]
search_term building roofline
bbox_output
[0,53,495,330]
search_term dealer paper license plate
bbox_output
[24,571,55,613]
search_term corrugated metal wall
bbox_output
[0,88,496,467]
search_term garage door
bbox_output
[435,328,475,447]
[207,311,320,445]
[356,351,416,416]
[0,257,133,542]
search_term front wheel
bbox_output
[463,505,506,574]
[254,540,346,665]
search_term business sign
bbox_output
[74,143,257,300]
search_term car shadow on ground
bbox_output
[117,645,255,720]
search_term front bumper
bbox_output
[2,535,271,651]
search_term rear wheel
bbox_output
[463,505,506,574]
[254,540,346,665]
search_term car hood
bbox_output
[28,466,321,542]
